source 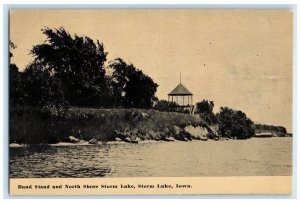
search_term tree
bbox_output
[9,41,16,58]
[9,41,24,105]
[216,107,254,139]
[21,62,65,106]
[195,100,217,125]
[29,27,108,107]
[195,100,214,114]
[109,58,158,108]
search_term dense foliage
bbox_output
[28,27,108,107]
[216,107,254,139]
[9,28,157,109]
[109,58,158,108]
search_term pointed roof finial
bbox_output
[180,71,181,84]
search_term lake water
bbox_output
[10,137,292,178]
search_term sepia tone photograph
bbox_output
[8,9,293,194]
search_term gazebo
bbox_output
[168,75,194,114]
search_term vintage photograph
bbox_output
[9,9,293,193]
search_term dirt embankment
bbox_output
[10,107,213,145]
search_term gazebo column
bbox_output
[183,95,185,106]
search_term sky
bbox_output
[10,9,293,132]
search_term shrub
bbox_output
[154,100,180,112]
[195,100,217,125]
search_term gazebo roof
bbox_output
[168,83,193,96]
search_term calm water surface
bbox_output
[10,137,292,178]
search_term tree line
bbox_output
[10,27,158,109]
[10,27,284,140]
[254,124,287,134]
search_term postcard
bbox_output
[8,9,293,195]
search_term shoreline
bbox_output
[9,137,291,148]
[9,140,162,148]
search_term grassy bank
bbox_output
[10,106,204,144]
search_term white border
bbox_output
[1,1,299,202]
